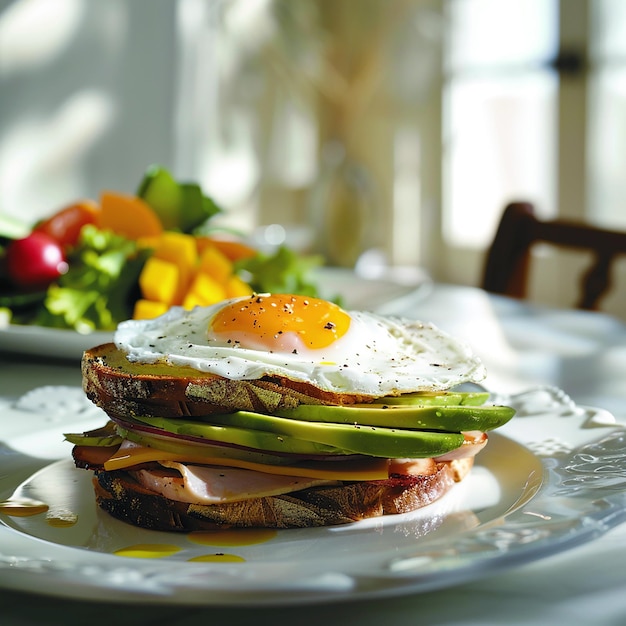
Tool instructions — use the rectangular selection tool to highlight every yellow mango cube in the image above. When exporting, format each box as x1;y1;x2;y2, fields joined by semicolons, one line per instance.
225;274;253;298
139;256;179;305
183;272;227;308
181;293;205;310
154;231;197;267
198;244;233;285
133;299;168;320
136;235;160;250
153;231;198;302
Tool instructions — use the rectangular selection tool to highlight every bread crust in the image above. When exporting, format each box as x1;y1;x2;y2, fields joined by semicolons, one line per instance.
81;344;476;530
93;457;473;530
82;343;375;418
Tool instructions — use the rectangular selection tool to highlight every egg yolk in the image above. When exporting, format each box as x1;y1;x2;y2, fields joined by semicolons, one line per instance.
209;294;351;352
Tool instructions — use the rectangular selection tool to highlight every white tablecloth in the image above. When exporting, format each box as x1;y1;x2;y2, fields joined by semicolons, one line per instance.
2;284;626;625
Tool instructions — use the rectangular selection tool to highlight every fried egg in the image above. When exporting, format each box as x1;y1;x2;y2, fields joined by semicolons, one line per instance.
114;294;486;397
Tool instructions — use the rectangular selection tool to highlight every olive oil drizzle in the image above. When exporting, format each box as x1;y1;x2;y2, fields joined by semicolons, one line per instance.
0;497;49;517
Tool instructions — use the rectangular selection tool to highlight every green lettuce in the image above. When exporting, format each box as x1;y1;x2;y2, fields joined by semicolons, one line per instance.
235;245;325;297
34;225;151;332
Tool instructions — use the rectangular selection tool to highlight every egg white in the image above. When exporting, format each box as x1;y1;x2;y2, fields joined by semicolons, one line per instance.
114;300;486;397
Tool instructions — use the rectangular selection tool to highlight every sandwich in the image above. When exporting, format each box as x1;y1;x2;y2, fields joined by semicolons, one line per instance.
68;293;515;530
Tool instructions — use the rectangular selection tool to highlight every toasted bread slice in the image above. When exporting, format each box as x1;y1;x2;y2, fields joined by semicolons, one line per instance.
82;343;375;419
92;457;473;530
81;343;477;530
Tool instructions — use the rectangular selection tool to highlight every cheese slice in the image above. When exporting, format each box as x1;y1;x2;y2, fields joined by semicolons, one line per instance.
103;440;389;481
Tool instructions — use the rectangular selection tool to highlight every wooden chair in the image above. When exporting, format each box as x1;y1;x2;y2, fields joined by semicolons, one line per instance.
481;201;626;310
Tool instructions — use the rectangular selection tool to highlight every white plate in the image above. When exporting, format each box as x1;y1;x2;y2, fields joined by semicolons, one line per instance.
0;269;431;360
0;385;624;606
0;324;112;360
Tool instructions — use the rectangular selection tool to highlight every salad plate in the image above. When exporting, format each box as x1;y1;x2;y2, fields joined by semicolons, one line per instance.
0;324;112;360
0;385;624;606
0;268;431;360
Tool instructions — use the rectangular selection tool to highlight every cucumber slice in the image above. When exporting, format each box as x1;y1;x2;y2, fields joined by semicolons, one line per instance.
179;182;220;232
136;165;222;232
136;164;182;230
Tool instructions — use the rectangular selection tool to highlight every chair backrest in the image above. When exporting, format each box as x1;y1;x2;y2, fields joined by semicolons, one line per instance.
481;201;626;310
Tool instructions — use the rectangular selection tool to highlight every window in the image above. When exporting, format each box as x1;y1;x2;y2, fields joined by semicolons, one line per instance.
438;0;626;316
588;0;626;230
443;0;559;248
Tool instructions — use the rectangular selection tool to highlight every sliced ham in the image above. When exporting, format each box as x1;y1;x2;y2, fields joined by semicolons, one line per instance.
132;462;338;505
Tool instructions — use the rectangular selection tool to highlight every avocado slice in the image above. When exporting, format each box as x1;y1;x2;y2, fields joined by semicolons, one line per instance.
371;391;490;407
199;411;465;458
120;427;301;466
64;422;122;447
130;414;352;456
272;403;515;432
130;410;464;459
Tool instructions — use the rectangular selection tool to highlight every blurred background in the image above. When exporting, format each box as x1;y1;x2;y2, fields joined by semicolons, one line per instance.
1;0;625;317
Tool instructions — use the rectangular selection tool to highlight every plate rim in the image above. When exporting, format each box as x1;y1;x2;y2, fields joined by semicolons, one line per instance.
0;385;623;606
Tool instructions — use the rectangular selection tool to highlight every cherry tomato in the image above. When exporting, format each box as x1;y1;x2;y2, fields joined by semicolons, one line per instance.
34;200;99;249
6;232;69;289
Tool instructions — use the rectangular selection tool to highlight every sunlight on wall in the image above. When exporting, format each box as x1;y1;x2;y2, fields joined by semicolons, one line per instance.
0;0;115;225
0;0;176;226
0;91;114;225
0;0;84;75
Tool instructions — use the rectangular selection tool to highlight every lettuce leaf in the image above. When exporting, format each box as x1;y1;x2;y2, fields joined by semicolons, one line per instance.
34;225;150;332
235;245;324;297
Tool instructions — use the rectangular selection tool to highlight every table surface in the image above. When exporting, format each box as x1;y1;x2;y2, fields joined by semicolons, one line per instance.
2;283;626;626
